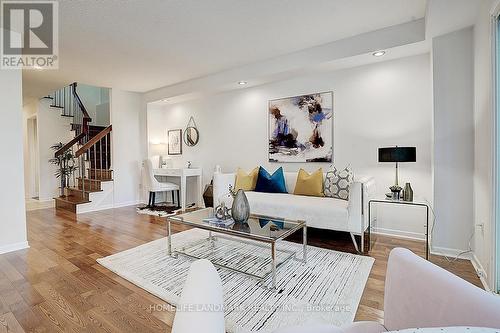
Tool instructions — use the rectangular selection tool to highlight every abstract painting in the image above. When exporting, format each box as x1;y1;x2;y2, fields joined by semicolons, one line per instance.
168;129;182;155
269;92;333;162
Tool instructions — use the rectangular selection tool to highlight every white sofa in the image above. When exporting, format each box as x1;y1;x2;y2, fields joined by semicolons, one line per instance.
172;248;500;333
213;171;376;252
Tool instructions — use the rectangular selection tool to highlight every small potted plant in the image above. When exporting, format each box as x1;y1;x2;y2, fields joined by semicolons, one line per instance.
49;143;78;196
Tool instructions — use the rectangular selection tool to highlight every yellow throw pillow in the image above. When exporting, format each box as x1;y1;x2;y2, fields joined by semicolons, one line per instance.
234;167;259;191
294;168;324;197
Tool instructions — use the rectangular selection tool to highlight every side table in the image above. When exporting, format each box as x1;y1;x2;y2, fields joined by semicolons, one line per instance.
368;198;430;260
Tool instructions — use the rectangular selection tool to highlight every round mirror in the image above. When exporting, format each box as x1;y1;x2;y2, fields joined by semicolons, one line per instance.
184;126;199;146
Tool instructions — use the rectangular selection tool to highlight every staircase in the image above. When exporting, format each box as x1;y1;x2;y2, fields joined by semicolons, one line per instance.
50;83;114;214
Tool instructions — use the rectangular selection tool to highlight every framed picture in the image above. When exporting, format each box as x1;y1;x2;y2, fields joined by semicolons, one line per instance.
168;129;182;155
268;91;333;162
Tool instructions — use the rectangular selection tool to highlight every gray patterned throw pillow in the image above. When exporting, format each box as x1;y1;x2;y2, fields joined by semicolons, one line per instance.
324;166;354;200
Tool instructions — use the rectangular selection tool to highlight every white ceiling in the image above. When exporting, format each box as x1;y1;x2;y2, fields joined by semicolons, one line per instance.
145;19;427;104
23;0;427;102
425;0;488;38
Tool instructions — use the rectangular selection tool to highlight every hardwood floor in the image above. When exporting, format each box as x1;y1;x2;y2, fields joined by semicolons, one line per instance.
0;206;481;332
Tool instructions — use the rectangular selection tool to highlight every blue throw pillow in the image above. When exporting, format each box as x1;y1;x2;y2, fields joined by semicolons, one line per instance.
255;167;287;193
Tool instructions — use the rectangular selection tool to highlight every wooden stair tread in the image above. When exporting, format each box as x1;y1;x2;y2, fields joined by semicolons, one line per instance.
67;187;102;194
87;168;113;171
54;195;90;205
77;177;113;183
77;177;112;182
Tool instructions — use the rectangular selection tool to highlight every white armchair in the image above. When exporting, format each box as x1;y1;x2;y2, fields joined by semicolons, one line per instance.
275;248;500;332
171;249;500;333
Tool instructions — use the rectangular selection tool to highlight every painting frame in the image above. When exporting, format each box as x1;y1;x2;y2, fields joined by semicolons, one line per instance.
268;91;333;163
167;129;183;155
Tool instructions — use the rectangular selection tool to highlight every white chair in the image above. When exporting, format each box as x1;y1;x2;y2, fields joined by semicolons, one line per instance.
172;249;500;333
143;159;180;208
172;259;224;333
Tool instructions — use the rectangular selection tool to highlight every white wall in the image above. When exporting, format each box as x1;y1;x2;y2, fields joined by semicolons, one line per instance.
23;101;38;198
110;89;143;207
36;100;74;201
96;102;110;125
473;0;496;289
78;84;110;126
432;27;475;255
0;68;28;254
77;84;101;121
148;54;433;239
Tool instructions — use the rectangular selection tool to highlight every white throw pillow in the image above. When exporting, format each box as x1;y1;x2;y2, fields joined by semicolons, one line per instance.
388;328;499;333
324;166;353;200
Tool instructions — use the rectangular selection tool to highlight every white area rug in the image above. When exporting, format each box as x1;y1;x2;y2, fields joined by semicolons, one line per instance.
97;228;374;332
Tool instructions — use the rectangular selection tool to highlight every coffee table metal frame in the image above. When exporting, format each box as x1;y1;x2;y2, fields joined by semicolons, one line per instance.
166;209;307;290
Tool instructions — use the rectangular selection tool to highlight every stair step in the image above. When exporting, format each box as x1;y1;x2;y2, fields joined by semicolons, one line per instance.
55;195;90;204
60;114;73;118
65;187;102;200
87;169;113;181
54;195;90;214
77;177;102;182
77;178;102;191
50;105;64;109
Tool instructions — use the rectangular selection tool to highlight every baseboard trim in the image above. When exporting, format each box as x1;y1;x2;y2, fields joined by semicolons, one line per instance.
37;197;55;202
371;227;425;241
430;246;474;260
471;253;491;292
76;201;141;213
77;204;115;214
113;200;141;209
0;241;30;255
38;198;54;203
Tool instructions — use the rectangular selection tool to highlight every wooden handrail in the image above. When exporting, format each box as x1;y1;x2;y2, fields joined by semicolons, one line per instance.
76;125;112;157
71;82;92;122
54;133;86;157
54;82;92;158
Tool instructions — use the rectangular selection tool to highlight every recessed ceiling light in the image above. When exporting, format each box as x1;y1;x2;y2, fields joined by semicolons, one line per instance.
33;65;44;70
372;50;386;57
238;81;247;85
161;98;169;102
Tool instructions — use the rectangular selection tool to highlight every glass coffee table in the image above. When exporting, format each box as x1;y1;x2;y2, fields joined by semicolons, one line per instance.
166;208;307;290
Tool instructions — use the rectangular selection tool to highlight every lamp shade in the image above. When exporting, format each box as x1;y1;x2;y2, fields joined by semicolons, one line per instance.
378;147;416;163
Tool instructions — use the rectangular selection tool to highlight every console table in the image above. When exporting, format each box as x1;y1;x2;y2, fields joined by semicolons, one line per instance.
368;198;430;260
153;168;203;211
